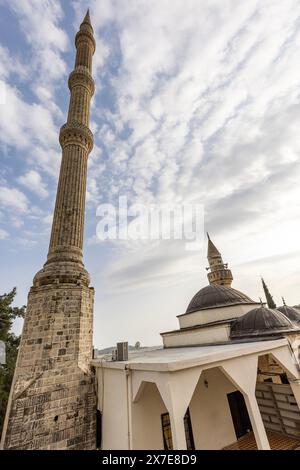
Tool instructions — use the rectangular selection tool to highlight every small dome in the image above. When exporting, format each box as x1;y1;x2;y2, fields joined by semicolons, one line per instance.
230;306;296;339
277;305;300;323
186;284;256;313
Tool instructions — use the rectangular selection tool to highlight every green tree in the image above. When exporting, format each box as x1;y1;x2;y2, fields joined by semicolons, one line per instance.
0;288;25;439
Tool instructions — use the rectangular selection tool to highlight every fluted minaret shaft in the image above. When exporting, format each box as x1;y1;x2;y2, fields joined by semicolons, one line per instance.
47;11;95;267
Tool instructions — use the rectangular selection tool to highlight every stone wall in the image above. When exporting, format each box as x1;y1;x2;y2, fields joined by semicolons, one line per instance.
2;283;96;450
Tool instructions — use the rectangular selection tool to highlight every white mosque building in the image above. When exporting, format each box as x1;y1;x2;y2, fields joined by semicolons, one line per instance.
92;235;300;450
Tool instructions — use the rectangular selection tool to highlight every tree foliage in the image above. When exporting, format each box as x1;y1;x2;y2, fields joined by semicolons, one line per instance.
0;288;25;439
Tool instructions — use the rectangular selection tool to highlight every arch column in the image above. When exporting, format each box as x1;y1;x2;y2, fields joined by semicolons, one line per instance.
243;394;270;450
222;355;270;450
169;410;187;450
131;368;201;450
160;369;201;450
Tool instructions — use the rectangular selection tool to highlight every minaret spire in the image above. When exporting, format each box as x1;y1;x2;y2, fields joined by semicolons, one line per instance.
1;12;97;450
83;8;91;25
261;277;276;309
206;234;233;287
207;232;221;258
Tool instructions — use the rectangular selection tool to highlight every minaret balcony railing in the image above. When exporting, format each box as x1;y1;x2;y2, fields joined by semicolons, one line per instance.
75;29;96;53
68;67;95;95
208;269;233;282
59;121;93;153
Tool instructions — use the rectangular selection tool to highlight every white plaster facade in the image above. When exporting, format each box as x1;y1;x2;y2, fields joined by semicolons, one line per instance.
161;299;261;348
177;303;260;328
162;322;230;348
92;339;300;450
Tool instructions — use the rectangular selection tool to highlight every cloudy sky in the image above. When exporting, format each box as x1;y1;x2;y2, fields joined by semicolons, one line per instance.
1;0;300;348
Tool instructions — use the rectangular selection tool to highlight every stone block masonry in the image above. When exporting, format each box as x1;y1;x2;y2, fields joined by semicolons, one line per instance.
2;284;96;450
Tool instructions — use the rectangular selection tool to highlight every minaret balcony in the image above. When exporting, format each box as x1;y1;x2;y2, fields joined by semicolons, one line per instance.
68;67;95;95
208;269;233;284
59;121;93;153
75;29;96;53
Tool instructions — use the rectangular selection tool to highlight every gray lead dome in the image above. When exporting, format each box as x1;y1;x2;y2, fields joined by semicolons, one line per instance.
186;284;256;313
277;305;300;323
230;306;296;338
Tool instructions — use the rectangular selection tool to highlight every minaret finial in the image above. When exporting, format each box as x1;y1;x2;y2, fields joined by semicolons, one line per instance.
80;8;93;34
259;297;264;307
261;277;276;309
83;8;91;24
282;296;286;306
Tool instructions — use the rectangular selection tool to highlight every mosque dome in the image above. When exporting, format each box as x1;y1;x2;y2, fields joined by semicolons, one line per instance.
277;305;300;323
186;284;256;313
230;306;296;339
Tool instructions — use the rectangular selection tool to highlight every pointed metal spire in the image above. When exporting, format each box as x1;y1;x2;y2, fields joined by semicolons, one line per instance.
80;8;93;33
83;8;91;24
282;296;286;306
261;277;276;309
207;234;221;259
76;8;95;51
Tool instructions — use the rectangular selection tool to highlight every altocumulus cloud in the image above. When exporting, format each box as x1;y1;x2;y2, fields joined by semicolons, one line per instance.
79;1;300;273
18;170;49;199
80;0;300;345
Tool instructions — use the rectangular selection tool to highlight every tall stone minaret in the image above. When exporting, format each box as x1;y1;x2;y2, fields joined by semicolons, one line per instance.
1;11;96;450
206;233;233;287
